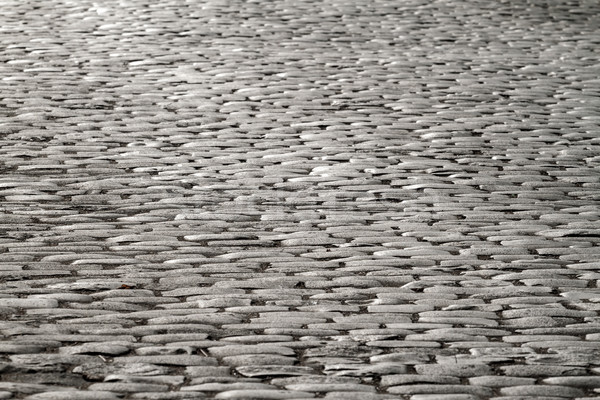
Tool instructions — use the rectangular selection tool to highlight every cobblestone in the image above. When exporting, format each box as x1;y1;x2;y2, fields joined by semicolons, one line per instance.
1;0;599;398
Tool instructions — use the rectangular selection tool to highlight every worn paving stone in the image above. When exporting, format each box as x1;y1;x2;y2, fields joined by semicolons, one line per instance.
283;383;376;393
221;354;297;367
410;396;480;400
499;385;585;397
0;383;74;395
324;393;397;400
381;375;461;386
387;384;494;397
214;390;315;399
0;299;59;309
323;362;408;377
414;364;493;377
489;397;567;400
130;394;208;399
112;356;218;367
180;382;276;392
1;0;599;398
86;383;170;393
24;391;122;400
499;365;589;377
235;365;318;378
543;376;600;388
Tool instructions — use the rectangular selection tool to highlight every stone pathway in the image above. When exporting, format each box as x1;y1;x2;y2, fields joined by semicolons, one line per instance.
1;0;600;399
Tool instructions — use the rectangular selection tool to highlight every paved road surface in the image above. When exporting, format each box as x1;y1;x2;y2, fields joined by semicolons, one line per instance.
1;0;600;399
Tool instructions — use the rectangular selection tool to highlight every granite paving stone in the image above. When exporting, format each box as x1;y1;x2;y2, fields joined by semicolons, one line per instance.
381;375;462;386
387;384;495;397
1;0;599;398
235;366;318;378
323;393;396;400
489;398;566;400
409;396;480;400
23;392;122;400
130;394;207;400
213;390;315;399
543;376;600;388
499;365;589;377
499;385;586;397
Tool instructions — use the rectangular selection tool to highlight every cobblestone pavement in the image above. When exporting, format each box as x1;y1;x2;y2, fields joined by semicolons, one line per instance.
1;0;600;398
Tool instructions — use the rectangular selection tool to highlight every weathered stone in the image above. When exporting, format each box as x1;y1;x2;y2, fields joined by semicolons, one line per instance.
500;385;584;397
236;366;317;377
24;391;121;400
1;0;599;398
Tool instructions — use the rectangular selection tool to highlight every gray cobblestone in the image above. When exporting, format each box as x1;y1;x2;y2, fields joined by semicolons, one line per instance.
381;375;461;386
324;393;395;400
489;397;566;400
213;390;315;399
499;385;585;397
112;356;218;366
414;364;493;377
130;394;207;399
410;396;480;400
236;366;317;378
387;384;494;397
1;0;599;398
283;383;375;393
467;376;536;387
0;298;58;309
543;376;600;388
500;365;588;377
24;392;122;400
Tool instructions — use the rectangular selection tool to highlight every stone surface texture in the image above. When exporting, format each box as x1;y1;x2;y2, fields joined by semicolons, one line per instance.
1;0;599;399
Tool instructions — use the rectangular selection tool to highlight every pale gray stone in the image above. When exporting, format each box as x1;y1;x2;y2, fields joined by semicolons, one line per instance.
236;365;317;377
87;383;169;393
24;391;121;400
500;385;584;397
1;0;600;398
112;356;218;366
542;376;600;388
214;390;314;399
414;364;492;377
0;299;58;308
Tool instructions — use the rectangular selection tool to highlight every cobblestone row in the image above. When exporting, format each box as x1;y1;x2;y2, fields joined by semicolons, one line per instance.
1;0;600;399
